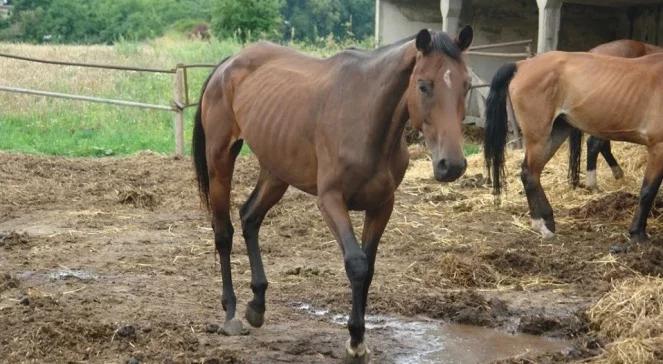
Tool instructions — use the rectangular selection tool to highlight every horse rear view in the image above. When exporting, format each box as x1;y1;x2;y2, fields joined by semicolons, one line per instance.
192;27;473;362
484;51;663;243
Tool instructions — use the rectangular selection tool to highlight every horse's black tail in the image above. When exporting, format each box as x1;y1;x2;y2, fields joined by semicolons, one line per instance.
192;58;227;211
484;62;518;196
568;127;583;188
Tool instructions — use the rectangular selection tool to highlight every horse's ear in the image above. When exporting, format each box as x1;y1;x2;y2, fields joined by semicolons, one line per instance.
416;29;432;54
455;25;473;51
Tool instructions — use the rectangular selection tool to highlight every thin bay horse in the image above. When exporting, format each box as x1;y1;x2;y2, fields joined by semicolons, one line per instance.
192;27;473;362
484;51;663;243
580;40;663;189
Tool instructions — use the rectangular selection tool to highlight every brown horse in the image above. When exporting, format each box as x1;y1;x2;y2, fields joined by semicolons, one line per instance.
192;27;473;362
484;51;663;243
582;40;663;189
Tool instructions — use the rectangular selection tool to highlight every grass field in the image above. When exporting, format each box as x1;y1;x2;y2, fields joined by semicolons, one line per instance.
0;35;479;157
0;35;242;156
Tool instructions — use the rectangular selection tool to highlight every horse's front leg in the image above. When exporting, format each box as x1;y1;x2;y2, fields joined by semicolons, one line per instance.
361;196;394;313
628;144;663;243
317;192;371;363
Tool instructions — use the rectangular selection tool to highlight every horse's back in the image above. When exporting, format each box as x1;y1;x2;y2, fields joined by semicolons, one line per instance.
589;39;663;58
512;51;663;144
590;39;648;58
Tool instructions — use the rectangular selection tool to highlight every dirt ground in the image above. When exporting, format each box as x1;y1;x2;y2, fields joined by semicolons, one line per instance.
1;143;662;363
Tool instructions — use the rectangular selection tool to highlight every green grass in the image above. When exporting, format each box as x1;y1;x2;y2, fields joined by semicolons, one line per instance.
0;36;239;157
0;35;373;157
464;143;480;156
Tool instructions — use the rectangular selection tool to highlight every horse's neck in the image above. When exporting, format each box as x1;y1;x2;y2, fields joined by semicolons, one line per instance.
363;42;417;156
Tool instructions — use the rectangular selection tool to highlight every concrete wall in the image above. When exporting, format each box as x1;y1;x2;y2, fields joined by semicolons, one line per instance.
558;4;630;51
629;4;663;44
375;0;441;44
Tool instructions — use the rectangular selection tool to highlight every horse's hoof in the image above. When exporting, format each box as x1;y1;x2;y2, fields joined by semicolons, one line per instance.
221;318;248;336
609;244;629;254
629;233;649;245
531;219;555;240
245;302;265;328
344;340;371;364
612;166;624;180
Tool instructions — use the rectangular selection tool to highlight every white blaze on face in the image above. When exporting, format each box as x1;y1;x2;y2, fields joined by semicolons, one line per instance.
443;69;452;88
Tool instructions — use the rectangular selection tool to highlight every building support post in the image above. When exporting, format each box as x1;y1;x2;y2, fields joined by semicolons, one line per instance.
440;0;463;35
536;0;562;53
374;0;382;45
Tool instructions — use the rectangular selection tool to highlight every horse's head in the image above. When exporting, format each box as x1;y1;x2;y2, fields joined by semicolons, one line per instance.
407;26;473;182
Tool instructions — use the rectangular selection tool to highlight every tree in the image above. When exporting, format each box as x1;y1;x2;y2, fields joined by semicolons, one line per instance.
212;0;283;42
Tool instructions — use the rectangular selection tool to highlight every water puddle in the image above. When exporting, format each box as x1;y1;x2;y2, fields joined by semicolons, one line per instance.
294;303;572;364
16;269;98;282
48;269;97;281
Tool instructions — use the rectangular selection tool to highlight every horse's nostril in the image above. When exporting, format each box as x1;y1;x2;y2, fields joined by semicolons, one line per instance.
434;158;466;182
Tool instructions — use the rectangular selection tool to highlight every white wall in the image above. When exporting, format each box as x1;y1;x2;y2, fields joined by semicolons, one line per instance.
376;1;441;44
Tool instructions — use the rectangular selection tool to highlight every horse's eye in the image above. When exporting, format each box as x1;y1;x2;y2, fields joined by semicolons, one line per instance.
418;81;433;96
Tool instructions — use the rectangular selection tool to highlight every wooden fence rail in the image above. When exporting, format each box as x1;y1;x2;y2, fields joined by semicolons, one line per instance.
0;51;217;156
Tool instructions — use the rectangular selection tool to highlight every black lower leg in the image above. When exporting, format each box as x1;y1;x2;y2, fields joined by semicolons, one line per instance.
241;212;268;326
214;219;236;321
521;165;555;232
586;137;602;172
600;140;619;168
345;245;369;348
629;177;662;242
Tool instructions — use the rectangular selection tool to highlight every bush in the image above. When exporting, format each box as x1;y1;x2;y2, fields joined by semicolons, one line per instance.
211;0;283;42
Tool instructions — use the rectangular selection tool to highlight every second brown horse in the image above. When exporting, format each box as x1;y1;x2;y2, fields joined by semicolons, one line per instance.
485;50;663;243
193;27;473;362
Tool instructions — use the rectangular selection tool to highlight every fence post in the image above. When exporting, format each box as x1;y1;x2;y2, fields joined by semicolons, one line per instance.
173;64;185;157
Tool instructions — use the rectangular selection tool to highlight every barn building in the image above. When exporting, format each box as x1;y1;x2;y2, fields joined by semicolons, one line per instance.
376;0;663;51
374;0;663;126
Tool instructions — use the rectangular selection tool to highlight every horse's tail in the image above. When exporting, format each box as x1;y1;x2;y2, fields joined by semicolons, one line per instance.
484;62;518;196
568;127;583;188
193;57;228;211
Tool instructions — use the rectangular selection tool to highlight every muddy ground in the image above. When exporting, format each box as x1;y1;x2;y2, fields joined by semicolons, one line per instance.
1;146;662;363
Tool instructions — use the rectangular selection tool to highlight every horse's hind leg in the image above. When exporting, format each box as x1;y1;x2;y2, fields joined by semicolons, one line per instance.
600;140;624;180
521;118;573;239
208;136;245;335
586;136;603;189
239;169;288;328
628;143;663;243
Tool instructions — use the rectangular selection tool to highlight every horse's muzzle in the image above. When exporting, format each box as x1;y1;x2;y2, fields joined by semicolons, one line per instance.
433;158;467;182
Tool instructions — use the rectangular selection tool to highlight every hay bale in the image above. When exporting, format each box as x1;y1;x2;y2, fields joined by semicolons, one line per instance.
591;337;663;364
587;277;663;363
588;276;663;340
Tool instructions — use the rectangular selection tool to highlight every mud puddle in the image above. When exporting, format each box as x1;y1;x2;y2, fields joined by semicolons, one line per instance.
15;268;98;283
295;303;572;364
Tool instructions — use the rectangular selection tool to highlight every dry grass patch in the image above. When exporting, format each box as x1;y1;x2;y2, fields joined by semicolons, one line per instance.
422;253;503;288
587;276;663;363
